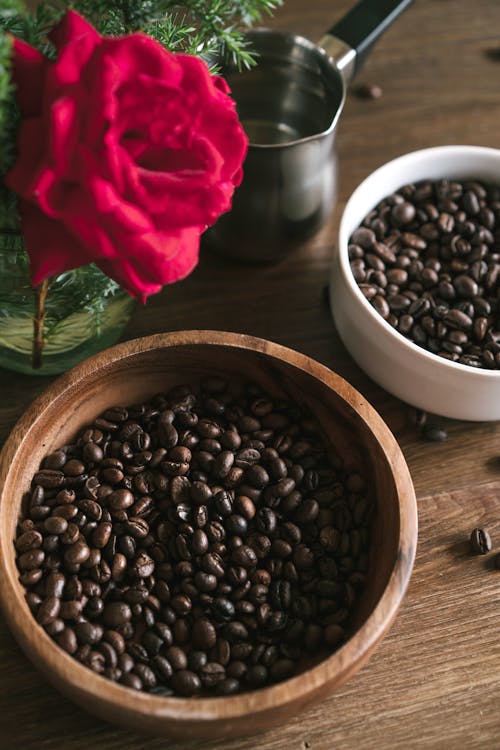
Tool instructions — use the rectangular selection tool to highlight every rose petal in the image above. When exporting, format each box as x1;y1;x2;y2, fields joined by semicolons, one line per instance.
48;9;101;85
49;96;78;175
10;38;46;116
103;34;183;88
97;226;200;300
18;200;94;284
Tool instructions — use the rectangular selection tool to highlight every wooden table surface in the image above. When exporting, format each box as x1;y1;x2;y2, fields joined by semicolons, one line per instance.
2;0;500;747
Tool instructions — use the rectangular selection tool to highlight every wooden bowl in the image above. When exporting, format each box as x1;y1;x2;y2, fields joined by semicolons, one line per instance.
0;331;417;738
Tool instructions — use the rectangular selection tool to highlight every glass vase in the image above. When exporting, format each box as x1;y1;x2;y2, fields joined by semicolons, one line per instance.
0;232;135;375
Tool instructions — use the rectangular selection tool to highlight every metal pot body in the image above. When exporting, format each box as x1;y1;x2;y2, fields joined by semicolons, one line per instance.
205;30;345;263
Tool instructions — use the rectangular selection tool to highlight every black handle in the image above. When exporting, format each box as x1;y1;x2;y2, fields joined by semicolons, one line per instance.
327;0;413;76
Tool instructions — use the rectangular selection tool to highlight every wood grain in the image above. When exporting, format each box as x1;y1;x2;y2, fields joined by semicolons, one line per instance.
1;0;500;746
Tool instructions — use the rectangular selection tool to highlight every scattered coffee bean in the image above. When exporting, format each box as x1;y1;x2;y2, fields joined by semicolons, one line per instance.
351;83;383;100
470;527;492;555
15;378;374;697
349;178;500;369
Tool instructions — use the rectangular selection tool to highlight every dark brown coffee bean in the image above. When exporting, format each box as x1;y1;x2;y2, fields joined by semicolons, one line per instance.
245;464;270;489
15;530;43;553
152;655;173;680
18;548;45;570
120;673;143;691
170;670;201;696
132;551;155;578
33;470;65;489
92;521;112;549
199;662;226;688
165;645;188;671
75;621;103;645
191;618;217;650
36;596;61;626
324;623;345;646
232;545;258;568
44;516;68;535
103;601;132;627
270;539;291;559
470;527;492;555
201;552;225;578
43;450;67;470
235;495;256;519
351;227;376;248
108;489;134;510
64;541;90;566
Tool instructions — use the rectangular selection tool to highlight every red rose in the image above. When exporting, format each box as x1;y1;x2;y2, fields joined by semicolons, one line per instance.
6;10;248;300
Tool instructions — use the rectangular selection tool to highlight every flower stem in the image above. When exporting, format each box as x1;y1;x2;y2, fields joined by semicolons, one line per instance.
32;278;49;370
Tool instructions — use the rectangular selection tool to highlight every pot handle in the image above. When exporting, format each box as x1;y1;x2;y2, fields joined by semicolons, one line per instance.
319;0;413;82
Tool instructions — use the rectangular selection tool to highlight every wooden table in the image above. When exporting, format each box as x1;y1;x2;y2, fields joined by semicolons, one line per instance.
2;0;500;747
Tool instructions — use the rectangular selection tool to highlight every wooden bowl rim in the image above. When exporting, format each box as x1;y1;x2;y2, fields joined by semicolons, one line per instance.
0;330;417;722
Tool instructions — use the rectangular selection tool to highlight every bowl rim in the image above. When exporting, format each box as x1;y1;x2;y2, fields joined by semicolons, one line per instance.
0;330;417;725
338;144;500;380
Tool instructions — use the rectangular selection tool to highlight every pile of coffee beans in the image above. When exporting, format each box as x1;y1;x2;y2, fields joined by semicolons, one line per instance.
15;378;373;697
349;178;500;369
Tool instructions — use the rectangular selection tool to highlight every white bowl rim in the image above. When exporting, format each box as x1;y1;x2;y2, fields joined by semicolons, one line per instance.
338;144;500;381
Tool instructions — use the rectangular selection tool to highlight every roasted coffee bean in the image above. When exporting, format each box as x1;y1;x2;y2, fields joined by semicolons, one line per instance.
103;601;132;627
232;545;258;568
349;178;500;369
324;623;345;646
470;527;492;555
15;530;43;553
192;618;217;650
16;381;374;698
171;670;201;696
256;508;277;534
45;571;66;599
199;662;226;688
36;596;61;625
75;621;103;645
165;645;188;671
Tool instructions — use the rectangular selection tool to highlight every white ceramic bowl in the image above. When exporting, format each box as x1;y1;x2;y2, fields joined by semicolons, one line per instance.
330;145;500;421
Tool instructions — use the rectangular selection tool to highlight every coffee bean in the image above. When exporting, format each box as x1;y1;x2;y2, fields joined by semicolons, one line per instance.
16;382;374;698
352;82;383;100
192;618;217;650
108;489;134;510
120;673;143;691
171;670;201;696
152;655;173;680
44;516;68;535
75;621;103;645
36;596;61;625
470;527;492;555
132;551;155;578
43;450;67;470
350;178;500;369
324;623;345;646
18;548;45;570
232;545;258;568
103;601;132;627
64;541;90;566
15;530;43;553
